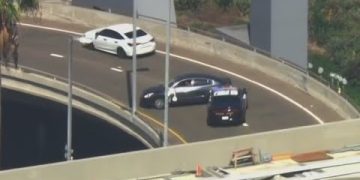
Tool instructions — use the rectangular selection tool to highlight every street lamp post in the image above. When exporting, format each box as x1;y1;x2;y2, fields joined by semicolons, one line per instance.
65;37;74;161
131;0;137;121
163;0;171;147
330;72;335;87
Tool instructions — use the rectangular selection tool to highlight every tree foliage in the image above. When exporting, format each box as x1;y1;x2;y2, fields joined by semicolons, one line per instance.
233;0;251;16
174;0;204;11
0;0;39;67
0;0;39;29
0;0;19;27
309;0;360;86
214;0;233;11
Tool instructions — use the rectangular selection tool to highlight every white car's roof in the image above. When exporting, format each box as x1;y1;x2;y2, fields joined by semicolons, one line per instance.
106;24;141;34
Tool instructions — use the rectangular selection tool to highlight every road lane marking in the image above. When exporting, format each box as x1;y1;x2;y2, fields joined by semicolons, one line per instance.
19;23;83;36
137;111;188;144
156;50;324;125
110;67;123;72
21;23;190;144
50;53;64;58
21;23;324;139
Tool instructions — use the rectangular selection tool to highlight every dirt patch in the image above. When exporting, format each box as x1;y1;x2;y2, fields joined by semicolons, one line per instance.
309;41;326;55
176;3;249;30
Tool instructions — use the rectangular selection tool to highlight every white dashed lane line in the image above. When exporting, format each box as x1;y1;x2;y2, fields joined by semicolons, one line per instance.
110;66;123;72
50;53;64;58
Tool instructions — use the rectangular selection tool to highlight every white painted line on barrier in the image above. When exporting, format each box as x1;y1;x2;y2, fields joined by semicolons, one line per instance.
156;50;324;125
110;67;123;73
50;53;64;58
20;23;324;125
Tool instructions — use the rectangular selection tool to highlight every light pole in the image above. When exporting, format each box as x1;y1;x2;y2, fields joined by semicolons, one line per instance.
317;66;324;76
163;0;171;147
65;37;74;161
329;72;335;87
342;77;347;93
131;0;138;121
335;74;343;94
308;62;313;70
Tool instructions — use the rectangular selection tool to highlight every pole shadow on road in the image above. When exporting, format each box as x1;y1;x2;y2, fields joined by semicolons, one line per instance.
126;67;150;108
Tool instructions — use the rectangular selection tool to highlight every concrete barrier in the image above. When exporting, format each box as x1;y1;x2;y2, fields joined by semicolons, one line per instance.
35;2;359;119
1;66;161;148
0;118;359;179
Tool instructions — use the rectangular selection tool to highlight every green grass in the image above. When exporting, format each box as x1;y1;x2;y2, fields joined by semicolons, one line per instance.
344;85;360;110
309;52;360;111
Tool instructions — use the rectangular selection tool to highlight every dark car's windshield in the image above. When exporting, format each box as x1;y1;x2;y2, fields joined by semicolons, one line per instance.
211;96;241;107
125;29;147;39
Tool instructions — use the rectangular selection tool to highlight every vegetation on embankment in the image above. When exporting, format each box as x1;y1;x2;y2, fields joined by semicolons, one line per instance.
174;0;360;109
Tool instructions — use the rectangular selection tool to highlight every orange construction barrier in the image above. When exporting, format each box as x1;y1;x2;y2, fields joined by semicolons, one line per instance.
195;164;203;177
272;152;293;161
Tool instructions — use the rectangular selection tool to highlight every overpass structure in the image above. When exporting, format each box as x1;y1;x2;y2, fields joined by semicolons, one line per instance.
1;66;161;148
0;1;359;179
0;118;359;179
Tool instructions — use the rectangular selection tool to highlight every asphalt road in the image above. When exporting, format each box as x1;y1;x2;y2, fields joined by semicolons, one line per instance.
16;21;342;144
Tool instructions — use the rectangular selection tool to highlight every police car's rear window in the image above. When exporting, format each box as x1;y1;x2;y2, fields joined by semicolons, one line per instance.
212;96;241;107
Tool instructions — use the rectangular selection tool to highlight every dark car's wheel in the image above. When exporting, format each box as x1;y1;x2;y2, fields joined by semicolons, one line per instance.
154;98;165;109
117;47;126;58
207;119;216;126
207;114;215;126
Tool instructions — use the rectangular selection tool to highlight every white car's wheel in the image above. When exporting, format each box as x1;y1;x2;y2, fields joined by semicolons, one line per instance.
117;47;126;58
86;43;94;50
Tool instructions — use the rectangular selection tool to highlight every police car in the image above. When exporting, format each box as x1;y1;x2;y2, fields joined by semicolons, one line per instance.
207;86;248;126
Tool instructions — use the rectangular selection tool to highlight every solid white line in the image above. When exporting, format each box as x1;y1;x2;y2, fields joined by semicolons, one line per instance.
50;53;64;58
110;67;123;72
156;50;324;124
19;23;83;36
20;23;324;124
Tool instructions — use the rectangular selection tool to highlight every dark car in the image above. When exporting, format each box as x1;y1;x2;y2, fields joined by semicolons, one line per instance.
140;73;232;109
207;86;248;126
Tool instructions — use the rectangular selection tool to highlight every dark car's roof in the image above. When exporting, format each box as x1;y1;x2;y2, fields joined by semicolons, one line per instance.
173;73;231;84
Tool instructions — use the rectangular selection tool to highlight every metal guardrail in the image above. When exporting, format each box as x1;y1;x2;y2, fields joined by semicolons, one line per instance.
177;24;308;74
177;25;360;113
309;71;360;112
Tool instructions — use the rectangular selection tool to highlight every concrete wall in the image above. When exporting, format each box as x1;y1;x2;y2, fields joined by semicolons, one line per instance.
250;0;271;51
1;118;360;179
1;67;161;148
137;0;176;23
36;3;359;119
71;0;176;23
271;0;308;69
250;0;308;70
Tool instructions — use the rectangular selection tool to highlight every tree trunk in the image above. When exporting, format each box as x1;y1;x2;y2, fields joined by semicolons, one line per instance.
0;27;10;169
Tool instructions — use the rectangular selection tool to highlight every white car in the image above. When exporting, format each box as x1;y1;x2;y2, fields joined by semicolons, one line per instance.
79;24;156;57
